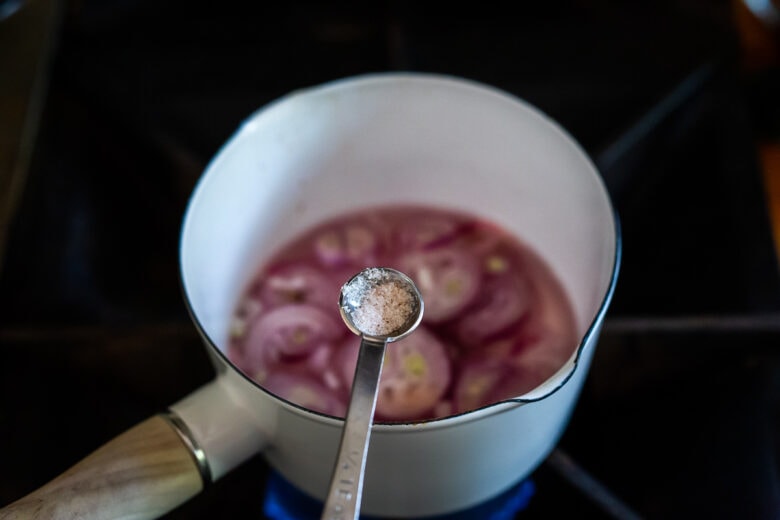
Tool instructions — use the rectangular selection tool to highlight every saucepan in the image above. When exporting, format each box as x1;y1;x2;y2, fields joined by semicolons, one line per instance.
0;73;620;519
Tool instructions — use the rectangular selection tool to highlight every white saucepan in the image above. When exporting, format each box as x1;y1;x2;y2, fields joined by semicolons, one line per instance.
0;73;620;520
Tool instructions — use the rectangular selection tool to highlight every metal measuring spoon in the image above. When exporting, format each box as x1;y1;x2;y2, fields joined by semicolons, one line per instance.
321;267;424;520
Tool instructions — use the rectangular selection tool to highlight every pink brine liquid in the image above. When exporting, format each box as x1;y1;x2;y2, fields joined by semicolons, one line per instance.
228;205;578;422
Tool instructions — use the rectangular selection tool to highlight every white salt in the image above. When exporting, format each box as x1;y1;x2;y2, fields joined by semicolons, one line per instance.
342;268;416;337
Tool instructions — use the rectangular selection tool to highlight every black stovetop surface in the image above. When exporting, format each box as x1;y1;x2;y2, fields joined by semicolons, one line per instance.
2;1;779;518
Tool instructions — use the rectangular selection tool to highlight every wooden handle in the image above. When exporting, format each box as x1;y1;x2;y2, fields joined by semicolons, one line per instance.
0;415;204;520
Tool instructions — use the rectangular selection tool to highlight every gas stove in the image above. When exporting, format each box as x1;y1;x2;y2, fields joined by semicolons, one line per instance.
1;1;778;518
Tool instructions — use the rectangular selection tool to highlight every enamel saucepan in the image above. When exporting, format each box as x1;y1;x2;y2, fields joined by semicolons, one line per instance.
0;73;620;519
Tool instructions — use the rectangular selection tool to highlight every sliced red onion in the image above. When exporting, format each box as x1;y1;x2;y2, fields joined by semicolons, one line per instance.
260;371;347;417
453;357;544;413
338;326;452;421
230;205;579;423
396;247;481;323
453;328;574;413
258;262;339;310
240;304;343;374
456;272;533;347
314;223;379;267
394;213;463;250
452;358;508;413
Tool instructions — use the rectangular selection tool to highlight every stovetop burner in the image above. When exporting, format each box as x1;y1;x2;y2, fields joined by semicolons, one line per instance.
262;471;536;520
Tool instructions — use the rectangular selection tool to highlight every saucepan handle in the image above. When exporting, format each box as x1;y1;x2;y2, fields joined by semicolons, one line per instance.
0;414;203;520
0;378;265;520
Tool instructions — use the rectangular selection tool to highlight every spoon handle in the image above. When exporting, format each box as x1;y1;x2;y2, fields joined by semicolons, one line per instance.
322;336;387;520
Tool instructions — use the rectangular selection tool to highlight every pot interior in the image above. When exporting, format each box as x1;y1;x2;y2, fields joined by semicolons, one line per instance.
180;73;619;401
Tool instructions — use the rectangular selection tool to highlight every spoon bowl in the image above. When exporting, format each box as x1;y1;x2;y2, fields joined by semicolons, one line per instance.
338;267;424;341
